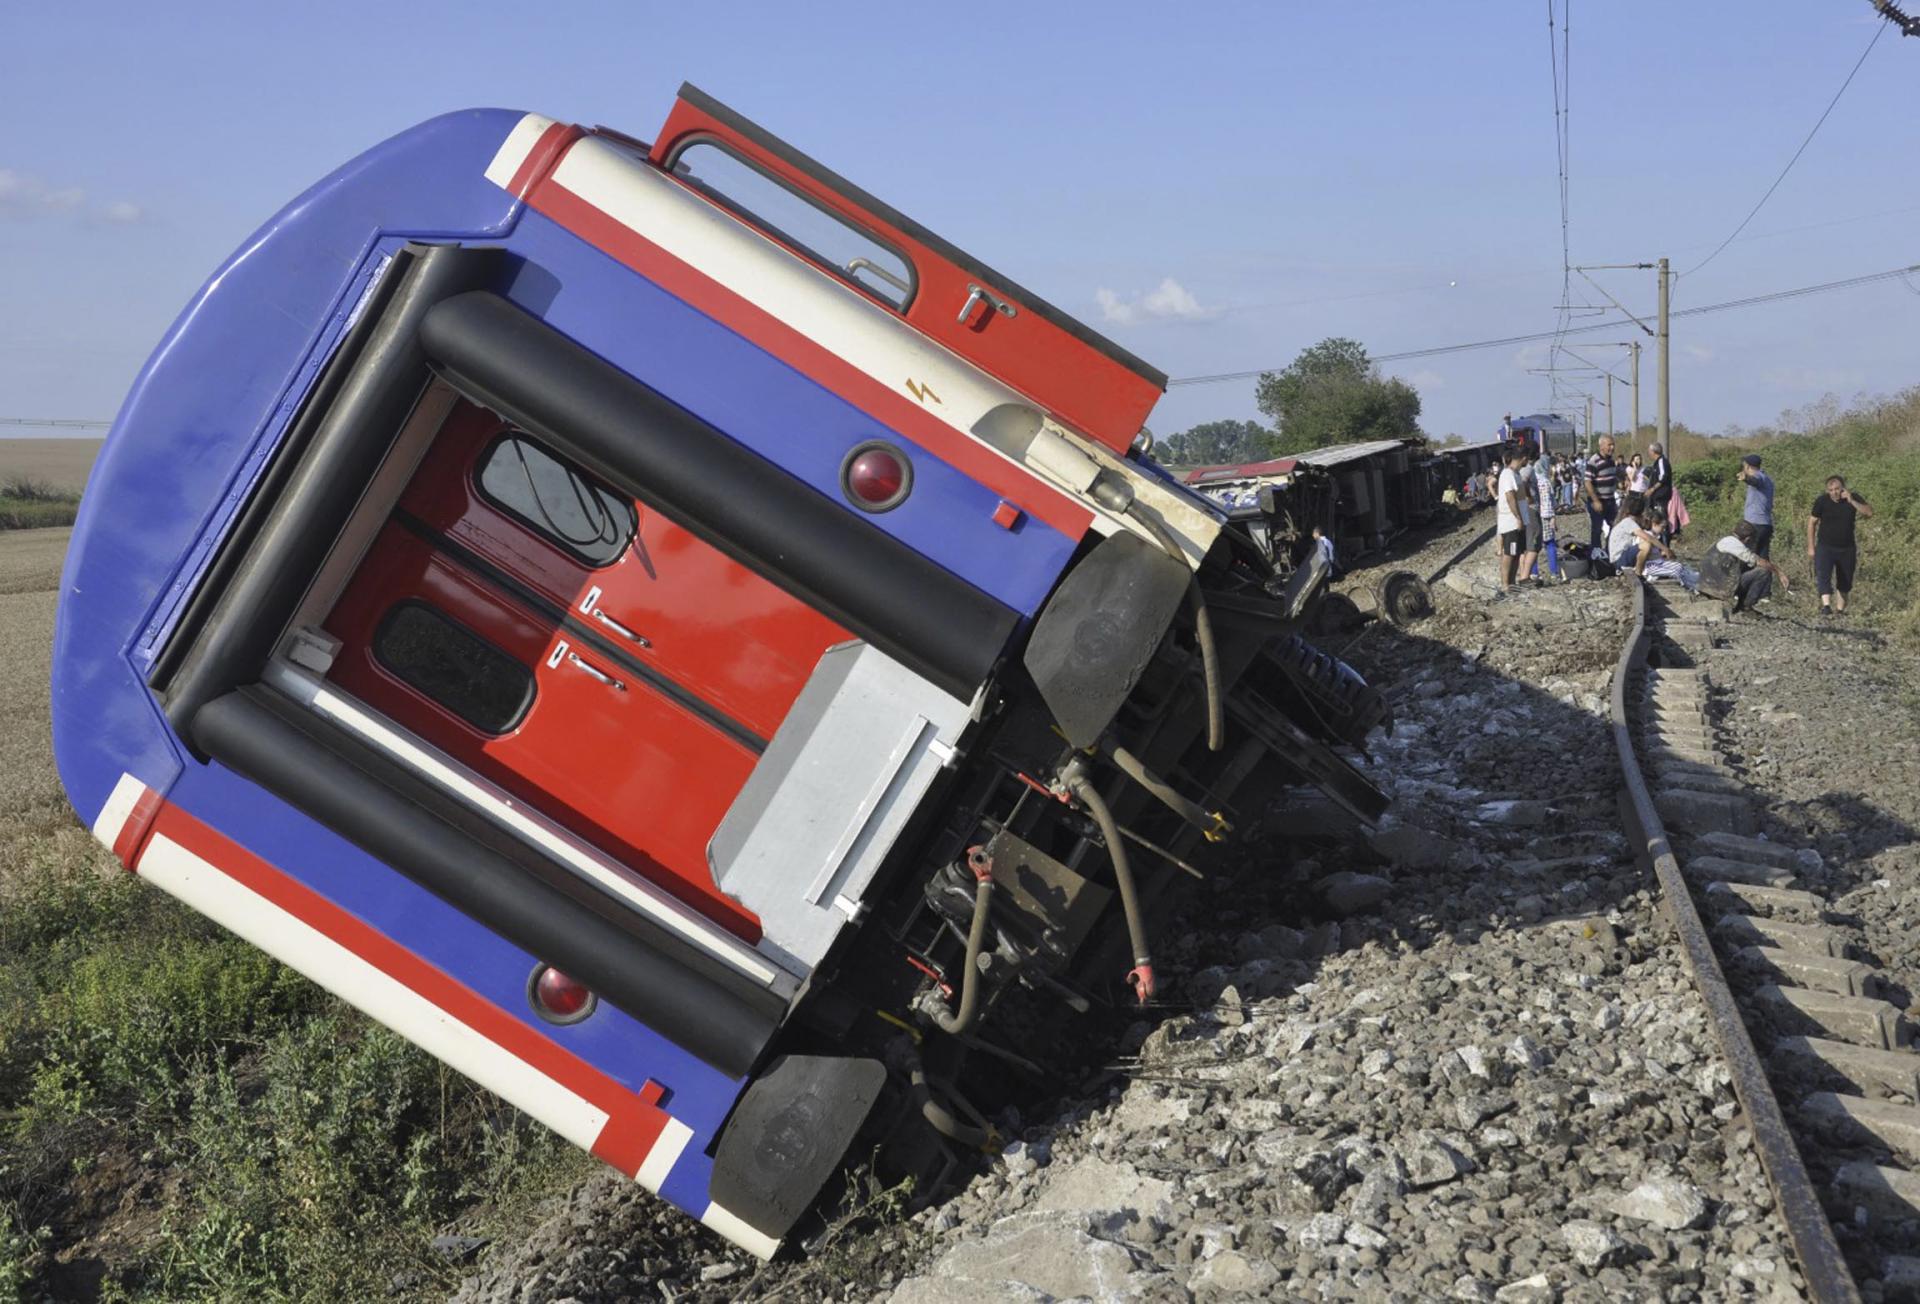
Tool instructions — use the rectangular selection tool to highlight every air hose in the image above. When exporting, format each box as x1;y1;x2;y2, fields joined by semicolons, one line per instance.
1108;744;1230;843
1066;770;1155;1003
905;1052;996;1150
924;847;995;1037
1125;503;1224;753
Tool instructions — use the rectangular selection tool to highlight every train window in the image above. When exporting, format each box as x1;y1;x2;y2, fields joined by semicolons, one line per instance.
372;602;534;735
669;138;915;310
476;434;637;568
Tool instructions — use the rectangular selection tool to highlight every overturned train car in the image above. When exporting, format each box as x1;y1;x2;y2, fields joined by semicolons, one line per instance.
1183;437;1509;575
51;87;1390;1257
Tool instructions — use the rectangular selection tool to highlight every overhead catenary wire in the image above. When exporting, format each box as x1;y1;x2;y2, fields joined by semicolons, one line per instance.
1545;0;1576;409
1165;261;1920;386
1681;19;1890;280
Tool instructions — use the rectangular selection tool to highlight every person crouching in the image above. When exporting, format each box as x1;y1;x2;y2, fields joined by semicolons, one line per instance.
1698;520;1790;616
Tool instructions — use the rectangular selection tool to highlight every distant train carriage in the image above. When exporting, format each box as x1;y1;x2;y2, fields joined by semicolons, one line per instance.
53;86;1391;1256
1503;413;1579;460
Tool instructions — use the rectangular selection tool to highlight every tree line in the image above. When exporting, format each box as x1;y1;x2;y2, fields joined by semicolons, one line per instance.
1153;337;1423;467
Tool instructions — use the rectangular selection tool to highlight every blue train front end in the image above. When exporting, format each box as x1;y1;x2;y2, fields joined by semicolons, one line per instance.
53;93;1388;1255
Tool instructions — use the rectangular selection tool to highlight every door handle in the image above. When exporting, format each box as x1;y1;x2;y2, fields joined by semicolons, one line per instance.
578;585;651;648
567;652;625;692
956;283;1017;326
546;639;626;692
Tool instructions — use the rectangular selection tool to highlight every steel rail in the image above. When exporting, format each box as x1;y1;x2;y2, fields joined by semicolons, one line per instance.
1609;578;1860;1303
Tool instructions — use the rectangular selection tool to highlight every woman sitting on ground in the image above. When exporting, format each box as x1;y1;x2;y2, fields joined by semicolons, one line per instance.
1608;494;1700;590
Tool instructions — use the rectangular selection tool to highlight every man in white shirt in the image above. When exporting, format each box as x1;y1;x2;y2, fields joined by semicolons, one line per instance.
1699;521;1789;615
1495;448;1527;593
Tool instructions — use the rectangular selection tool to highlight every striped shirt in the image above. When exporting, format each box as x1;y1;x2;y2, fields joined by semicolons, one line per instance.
1587;453;1621;502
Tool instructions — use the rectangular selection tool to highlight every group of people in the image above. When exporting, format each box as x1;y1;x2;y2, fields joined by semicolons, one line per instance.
1491;443;1563;593
1492;440;1873;619
1578;435;1675;552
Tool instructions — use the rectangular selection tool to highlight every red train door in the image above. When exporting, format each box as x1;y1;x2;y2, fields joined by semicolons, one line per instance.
318;400;850;938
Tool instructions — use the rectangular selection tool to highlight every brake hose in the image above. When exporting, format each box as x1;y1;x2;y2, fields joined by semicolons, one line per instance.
904;1051;995;1150
1067;771;1155;1003
1108;744;1229;843
1126;503;1224;753
925;848;995;1037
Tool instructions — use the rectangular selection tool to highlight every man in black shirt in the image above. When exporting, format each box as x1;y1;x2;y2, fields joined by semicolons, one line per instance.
1585;435;1621;551
1807;475;1874;616
1646;442;1674;542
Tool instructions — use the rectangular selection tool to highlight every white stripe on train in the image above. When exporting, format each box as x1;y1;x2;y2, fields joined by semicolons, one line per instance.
89;776;779;1257
484;116;1218;565
483;113;558;189
89;771;147;849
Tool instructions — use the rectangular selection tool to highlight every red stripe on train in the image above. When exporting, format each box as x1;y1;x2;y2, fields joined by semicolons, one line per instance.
130;796;678;1180
507;122;586;202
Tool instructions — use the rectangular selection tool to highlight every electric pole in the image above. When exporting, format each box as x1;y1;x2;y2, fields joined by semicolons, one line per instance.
1605;372;1614;442
1657;257;1671;450
1585;395;1594;451
1631;340;1641;445
1574;263;1666;446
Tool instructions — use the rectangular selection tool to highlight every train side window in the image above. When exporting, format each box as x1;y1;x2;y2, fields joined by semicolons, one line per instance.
476;434;637;567
670;138;915;310
372;601;534;735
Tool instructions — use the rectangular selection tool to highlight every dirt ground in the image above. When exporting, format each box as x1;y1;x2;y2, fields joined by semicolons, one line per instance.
0;439;104;495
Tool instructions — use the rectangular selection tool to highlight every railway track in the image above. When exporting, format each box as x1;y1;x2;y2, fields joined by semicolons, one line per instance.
1616;579;1920;1302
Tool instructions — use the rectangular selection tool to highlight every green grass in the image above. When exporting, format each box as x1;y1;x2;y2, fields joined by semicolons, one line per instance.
0;478;79;531
0;855;589;1300
1670;386;1920;640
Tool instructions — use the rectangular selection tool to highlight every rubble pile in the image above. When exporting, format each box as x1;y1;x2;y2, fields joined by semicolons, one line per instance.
882;539;1805;1301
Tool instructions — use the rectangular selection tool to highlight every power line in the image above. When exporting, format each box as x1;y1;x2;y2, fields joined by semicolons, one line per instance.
1545;1;1575;406
1165;261;1920;386
0;417;111;430
1681;19;1889;279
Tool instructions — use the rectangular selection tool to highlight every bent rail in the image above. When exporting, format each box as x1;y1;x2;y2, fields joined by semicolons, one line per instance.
1609;577;1860;1304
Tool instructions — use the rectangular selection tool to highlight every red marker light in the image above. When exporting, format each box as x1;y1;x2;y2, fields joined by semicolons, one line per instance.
842;442;911;511
529;965;595;1022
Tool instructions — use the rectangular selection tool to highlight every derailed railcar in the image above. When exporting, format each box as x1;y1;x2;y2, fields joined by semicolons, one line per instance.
52;87;1387;1256
1185;436;1469;571
1181;457;1336;576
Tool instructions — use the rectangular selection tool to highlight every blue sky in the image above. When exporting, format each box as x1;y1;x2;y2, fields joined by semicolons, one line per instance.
3;1;1916;444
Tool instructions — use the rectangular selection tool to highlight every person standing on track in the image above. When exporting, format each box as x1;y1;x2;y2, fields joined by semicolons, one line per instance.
1737;454;1776;558
1808;475;1873;617
1646;443;1674;543
1534;447;1561;582
1585;435;1621;551
1517;449;1542;585
1495;447;1527;595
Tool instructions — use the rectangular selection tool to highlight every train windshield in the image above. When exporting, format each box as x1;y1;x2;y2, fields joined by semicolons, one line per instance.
671;139;916;309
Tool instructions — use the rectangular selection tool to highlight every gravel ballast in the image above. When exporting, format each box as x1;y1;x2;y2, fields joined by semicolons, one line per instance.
457;516;1851;1302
